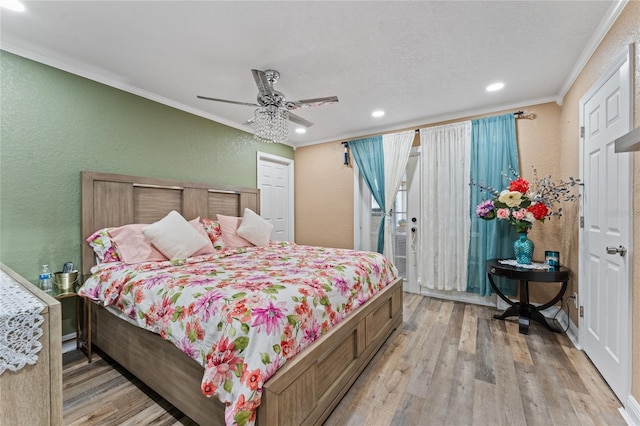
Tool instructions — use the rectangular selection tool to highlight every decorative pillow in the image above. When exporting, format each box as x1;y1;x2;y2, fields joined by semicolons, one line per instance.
201;218;226;250
142;211;212;260
86;228;121;263
236;208;274;247
217;214;253;249
189;218;217;256
109;224;168;264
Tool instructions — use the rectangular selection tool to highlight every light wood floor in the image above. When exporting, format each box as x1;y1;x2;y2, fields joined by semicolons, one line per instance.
62;293;625;425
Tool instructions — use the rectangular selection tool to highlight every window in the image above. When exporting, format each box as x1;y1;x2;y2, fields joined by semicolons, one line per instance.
357;172;408;278
392;177;408;278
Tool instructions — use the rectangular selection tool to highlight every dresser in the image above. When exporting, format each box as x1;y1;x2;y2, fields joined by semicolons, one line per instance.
0;263;62;425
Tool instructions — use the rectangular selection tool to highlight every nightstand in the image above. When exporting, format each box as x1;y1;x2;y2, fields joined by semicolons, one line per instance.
486;259;569;335
51;281;92;361
51;286;81;352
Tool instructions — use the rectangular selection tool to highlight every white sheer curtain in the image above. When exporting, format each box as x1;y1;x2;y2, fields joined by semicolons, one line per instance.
382;131;414;261
419;122;471;291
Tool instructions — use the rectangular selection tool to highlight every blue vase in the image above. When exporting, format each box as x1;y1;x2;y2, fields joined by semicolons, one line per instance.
514;232;534;264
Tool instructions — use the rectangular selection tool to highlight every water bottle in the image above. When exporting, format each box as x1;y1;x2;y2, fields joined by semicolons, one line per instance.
39;264;53;294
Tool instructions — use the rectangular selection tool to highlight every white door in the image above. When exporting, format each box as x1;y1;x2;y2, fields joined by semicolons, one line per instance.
257;152;294;241
579;46;633;403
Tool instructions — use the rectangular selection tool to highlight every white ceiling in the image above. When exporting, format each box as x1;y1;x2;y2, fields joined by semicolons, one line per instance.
0;1;622;148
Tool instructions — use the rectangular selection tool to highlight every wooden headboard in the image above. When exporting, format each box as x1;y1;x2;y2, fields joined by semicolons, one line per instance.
81;171;260;278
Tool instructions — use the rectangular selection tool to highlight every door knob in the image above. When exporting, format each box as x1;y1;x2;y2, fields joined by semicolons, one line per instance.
605;245;627;257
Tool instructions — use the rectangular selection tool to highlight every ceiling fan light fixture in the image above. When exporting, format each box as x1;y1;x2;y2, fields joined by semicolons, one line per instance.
198;69;338;143
253;105;288;144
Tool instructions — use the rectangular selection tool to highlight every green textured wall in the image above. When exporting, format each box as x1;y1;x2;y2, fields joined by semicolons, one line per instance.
0;51;293;334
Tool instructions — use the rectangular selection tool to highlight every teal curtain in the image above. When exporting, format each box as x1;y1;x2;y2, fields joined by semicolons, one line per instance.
467;114;519;296
349;136;386;253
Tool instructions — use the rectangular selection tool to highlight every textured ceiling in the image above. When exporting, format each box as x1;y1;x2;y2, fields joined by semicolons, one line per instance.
0;1;622;147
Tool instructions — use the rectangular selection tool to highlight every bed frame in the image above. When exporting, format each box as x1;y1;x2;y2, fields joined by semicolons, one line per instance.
81;171;403;426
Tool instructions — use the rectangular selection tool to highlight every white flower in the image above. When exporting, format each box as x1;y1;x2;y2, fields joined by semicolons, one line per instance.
498;190;523;208
524;211;535;223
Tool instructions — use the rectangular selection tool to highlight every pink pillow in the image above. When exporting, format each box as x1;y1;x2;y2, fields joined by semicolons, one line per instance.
217;214;253;249
109;224;167;263
109;218;215;264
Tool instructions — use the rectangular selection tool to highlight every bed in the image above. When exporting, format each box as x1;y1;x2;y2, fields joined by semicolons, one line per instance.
80;171;403;426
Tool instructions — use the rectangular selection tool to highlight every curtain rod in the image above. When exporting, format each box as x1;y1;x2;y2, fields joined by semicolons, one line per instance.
412;110;537;133
345;109;538;139
514;110;536;119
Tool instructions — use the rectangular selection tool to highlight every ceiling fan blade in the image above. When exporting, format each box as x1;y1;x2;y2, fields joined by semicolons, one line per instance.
252;69;274;95
288;112;314;128
197;95;259;107
287;96;339;110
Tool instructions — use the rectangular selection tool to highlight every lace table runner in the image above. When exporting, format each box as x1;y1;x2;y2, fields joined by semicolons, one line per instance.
498;259;553;270
0;270;45;374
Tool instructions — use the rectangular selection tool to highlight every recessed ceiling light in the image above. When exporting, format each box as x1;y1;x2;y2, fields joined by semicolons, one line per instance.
295;128;306;134
0;0;26;12
372;110;385;118
486;82;505;92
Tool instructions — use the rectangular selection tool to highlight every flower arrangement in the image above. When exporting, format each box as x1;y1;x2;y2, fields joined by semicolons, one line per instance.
473;167;580;233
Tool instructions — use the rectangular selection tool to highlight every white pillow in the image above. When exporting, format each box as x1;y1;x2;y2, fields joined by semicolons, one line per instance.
142;210;210;260
236;208;274;247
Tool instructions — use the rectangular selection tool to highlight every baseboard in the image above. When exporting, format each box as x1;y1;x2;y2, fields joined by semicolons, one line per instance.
419;286;496;307
496;298;581;348
61;332;77;354
621;395;640;426
540;304;581;349
420;291;582;348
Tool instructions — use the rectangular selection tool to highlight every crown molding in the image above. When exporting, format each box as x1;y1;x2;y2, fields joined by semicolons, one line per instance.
0;43;259;139
293;96;557;148
556;0;628;103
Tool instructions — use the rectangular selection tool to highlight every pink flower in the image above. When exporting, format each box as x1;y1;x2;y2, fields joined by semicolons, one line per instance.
512;209;527;220
204;336;243;388
251;300;287;335
302;318;321;344
194;290;224;322
177;337;197;358
262;354;283;381
496;208;511;219
333;277;350;297
150;296;177;327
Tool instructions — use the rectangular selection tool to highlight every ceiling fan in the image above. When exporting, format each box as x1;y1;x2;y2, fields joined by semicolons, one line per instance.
197;69;339;128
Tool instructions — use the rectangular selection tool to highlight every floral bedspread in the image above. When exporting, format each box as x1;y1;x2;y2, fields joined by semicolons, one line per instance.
79;241;397;426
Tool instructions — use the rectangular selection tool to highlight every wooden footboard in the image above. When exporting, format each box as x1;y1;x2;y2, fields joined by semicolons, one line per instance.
91;278;403;425
259;278;403;426
92;304;226;423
